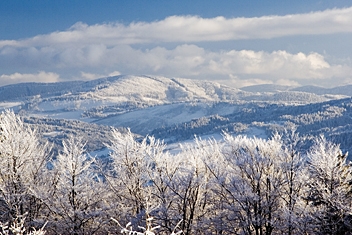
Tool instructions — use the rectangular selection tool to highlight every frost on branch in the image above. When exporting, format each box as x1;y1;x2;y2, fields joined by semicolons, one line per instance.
305;135;352;234
36;135;109;234
111;196;183;235
0;213;46;235
0;110;49;226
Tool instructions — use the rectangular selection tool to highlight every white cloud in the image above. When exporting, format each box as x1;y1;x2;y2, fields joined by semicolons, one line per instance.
209;50;332;79
108;71;121;76
1;7;352;49
0;7;351;87
79;70;121;81
80;72;104;80
1;43;351;88
218;77;273;88
0;71;60;86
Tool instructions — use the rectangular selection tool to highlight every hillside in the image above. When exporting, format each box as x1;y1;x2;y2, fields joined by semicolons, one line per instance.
0;75;351;155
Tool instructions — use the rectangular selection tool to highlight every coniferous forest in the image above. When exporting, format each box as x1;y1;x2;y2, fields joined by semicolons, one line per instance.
1;109;352;235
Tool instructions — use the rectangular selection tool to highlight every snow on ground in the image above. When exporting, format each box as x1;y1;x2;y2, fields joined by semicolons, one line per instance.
42;131;63;137
0;102;22;109
89;147;111;158
2;75;350;156
94;103;206;131
244;127;268;139
28;109;84;120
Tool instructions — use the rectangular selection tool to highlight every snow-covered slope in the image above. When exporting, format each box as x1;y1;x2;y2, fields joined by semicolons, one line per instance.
0;75;245;134
240;84;293;93
0;76;348;126
1;75;352;155
95;102;241;135
80;75;246;104
0;81;85;101
292;84;352;96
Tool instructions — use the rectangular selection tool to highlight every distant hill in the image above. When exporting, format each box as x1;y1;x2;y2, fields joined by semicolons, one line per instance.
240;83;352;97
291;84;352;96
1;75;352;156
240;84;293;93
0;81;85;101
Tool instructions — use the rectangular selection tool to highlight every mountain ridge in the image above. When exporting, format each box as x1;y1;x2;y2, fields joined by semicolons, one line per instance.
1;75;352;156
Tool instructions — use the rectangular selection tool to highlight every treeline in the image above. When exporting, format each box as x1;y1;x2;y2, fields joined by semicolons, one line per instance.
1;110;352;234
153;99;352;154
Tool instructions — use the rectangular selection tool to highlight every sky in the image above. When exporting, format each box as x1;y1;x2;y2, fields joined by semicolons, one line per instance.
1;0;352;88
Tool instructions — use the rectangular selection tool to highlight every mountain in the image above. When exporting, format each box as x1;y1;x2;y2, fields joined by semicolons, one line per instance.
151;97;352;150
0;81;85;101
0;75;341;134
1;75;352;156
239;84;292;93
290;85;328;95
290;84;352;97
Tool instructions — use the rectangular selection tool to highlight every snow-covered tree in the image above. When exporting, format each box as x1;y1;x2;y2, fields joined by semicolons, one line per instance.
214;133;286;235
305;135;352;234
39;135;108;234
104;128;158;225
0;110;49;226
168;137;220;235
139;137;182;234
276;129;310;235
106;128;220;234
0;213;46;235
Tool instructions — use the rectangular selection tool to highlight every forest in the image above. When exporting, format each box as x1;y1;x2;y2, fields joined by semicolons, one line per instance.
1;109;352;235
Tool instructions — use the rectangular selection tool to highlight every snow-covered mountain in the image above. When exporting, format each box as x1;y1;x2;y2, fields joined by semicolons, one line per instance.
1;75;352;155
240;84;292;93
292;84;352;96
241;83;352;97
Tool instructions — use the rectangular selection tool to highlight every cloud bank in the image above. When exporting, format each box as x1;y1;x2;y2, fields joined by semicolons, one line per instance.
0;71;60;86
1;7;352;87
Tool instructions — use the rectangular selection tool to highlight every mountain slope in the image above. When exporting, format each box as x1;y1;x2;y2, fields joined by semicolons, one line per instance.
291;85;352;96
85;75;246;104
0;81;85;101
240;84;293;93
1;75;352;156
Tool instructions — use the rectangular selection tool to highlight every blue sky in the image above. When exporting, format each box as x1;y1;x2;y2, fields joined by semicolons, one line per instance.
1;0;352;88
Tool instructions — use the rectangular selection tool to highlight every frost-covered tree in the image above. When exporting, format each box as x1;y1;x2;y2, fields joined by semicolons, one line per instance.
305;135;352;235
104;128;160;228
276;129;310;235
0;213;46;235
0;110;49;226
168;137;220;235
214;133;286;235
139;138;182;234
106;128;213;234
106;129;219;234
38;135;108;234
